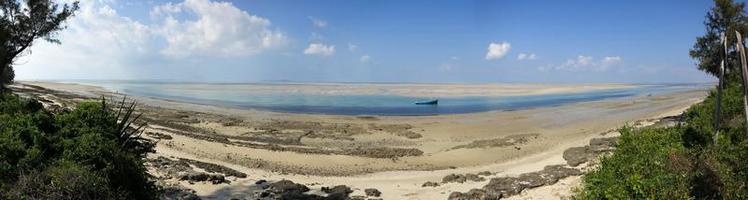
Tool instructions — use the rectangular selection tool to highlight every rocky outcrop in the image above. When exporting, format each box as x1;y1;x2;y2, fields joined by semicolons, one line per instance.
448;165;581;200
562;137;618;166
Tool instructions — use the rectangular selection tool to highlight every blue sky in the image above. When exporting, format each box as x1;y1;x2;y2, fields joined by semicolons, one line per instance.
17;0;717;83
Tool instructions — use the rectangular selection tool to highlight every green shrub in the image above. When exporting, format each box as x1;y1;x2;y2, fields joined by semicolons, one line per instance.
0;94;158;200
577;127;691;199
577;83;748;199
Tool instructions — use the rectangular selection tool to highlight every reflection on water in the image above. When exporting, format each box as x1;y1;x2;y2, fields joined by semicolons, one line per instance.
64;81;709;116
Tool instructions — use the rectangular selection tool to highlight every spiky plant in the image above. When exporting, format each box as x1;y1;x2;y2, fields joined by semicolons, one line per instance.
101;96;154;156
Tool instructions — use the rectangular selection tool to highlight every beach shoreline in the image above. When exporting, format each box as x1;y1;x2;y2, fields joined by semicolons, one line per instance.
10;81;708;199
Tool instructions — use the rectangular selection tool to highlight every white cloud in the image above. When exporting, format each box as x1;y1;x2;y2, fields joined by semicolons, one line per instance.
517;53;537;60
485;42;511;60
360;55;370;63
19;0;154;79
348;43;358;52
18;0;290;80
308;16;327;28
601;56;622;66
548;55;623;72
304;43;335;56
152;0;288;57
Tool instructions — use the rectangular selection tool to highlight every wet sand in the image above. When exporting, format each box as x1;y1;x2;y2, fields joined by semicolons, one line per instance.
11;81;708;199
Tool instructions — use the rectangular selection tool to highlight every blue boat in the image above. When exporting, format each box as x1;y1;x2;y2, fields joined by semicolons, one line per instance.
415;99;438;105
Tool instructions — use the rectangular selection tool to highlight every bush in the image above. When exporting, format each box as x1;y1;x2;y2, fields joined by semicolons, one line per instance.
577;127;691;199
577;83;748;199
0;94;158;200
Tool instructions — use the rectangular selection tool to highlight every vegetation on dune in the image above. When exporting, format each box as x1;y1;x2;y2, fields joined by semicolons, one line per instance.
578;0;748;199
0;1;160;199
577;84;748;199
0;94;159;199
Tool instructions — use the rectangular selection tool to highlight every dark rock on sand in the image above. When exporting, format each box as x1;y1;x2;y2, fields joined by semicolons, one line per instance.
179;172;210;182
449;165;582;199
563;137;618;166
322;185;353;199
269;180;310;193
449;189;497;200
253;179;356;200
364;188;382;197
422;181;440;187
450;133;539;150
161;186;201;200
145;131;173;140
349;195;367;200
178;158;248;178
477;171;492;176
442;173;486;183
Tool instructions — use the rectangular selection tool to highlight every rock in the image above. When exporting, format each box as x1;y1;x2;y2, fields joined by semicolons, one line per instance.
349;195;367;200
443;174;467;183
451;165;582;199
145;131;173;140
563;137;618;166
161;186;201;200
448;189;500;200
443;173;484;183
364;188;381;197
322;185;353;195
179;172;209;182
422;181;440;187
255;179;267;184
322;185;353;200
178;158;248;178
482;177;524;197
269;180;310;193
563;147;594;166
465;173;485;182
209;174;228;184
477;171;492;176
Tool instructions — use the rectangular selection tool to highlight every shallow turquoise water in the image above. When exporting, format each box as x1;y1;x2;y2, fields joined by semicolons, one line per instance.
65;81;708;116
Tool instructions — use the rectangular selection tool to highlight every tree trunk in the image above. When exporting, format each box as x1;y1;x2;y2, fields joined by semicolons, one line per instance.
734;31;748;136
0;64;5;94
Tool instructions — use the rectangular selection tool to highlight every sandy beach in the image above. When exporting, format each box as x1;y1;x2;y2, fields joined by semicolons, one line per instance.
11;81;708;199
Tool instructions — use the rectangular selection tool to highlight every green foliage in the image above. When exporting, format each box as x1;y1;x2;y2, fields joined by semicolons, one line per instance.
0;93;158;200
579;0;748;198
577;127;691;199
0;0;79;90
577;83;748;199
690;0;748;80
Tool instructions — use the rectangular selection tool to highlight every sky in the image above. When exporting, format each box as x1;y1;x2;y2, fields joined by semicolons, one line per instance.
15;0;718;83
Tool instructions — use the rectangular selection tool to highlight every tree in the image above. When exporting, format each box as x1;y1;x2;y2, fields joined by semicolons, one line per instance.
690;0;748;81
0;0;79;92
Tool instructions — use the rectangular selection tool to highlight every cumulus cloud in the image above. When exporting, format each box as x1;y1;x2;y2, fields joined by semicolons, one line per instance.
517;53;537;60
152;0;287;57
360;55;370;63
17;0;289;80
19;0;155;79
304;43;335;56
308;16;327;28
542;55;623;72
485;42;511;60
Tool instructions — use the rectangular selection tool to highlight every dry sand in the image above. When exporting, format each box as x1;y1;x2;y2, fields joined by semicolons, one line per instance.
12;81;708;199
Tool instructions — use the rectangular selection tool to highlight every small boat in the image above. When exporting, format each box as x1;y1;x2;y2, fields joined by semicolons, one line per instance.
415;99;438;105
